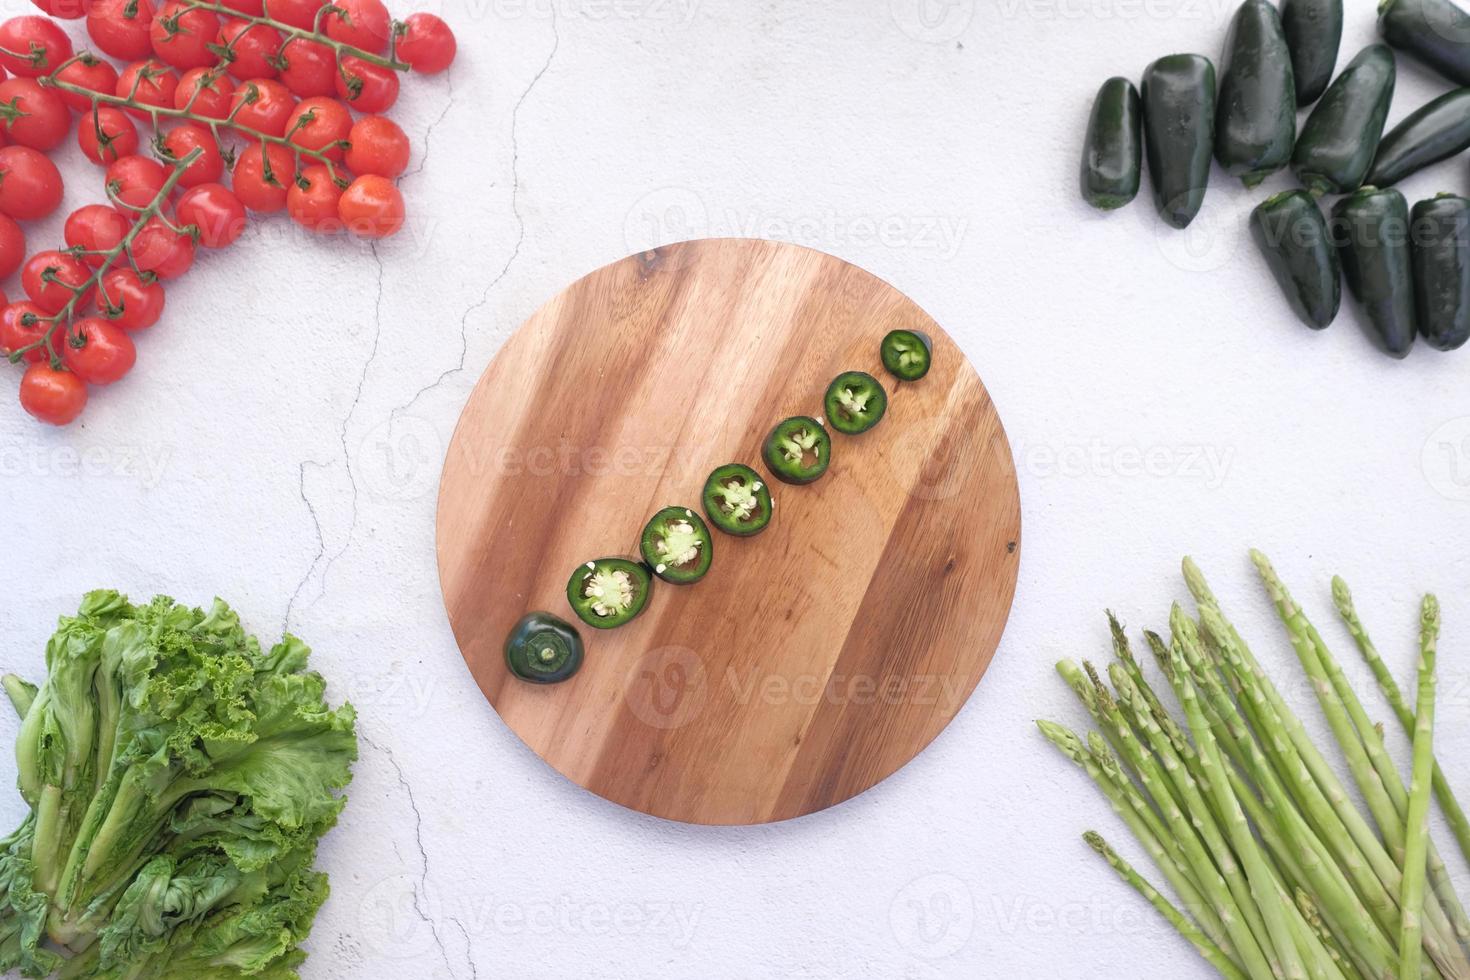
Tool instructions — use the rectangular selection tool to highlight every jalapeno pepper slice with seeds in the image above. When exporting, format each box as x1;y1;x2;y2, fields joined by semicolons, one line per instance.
504;611;584;684
701;463;773;537
762;416;831;485
566;557;652;629
880;329;931;381
823;371;888;435
639;507;714;584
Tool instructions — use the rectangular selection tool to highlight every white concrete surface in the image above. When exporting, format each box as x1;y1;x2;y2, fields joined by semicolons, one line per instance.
3;1;1470;977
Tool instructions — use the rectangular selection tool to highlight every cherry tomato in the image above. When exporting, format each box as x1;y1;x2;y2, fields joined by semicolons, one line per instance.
60;317;135;384
52;55;120;112
150;1;220;70
287;164;346;232
31;0;88;19
160;121;224;186
325;0;389;52
130;216;194;278
20;363;87;424
0;301;50;362
0;146;62;220
335;55;397;113
231;141;294;212
0;213;23;278
219;0;264;15
229;78;296;137
77;105;139;164
277;36;335;97
175;66;234;118
64;205;131;267
0;16;74;77
0;78;69;151
344;115;409;178
106;154;167;212
285;95;349;160
338;173;402;238
219;19;280;80
116;59;179;118
396;13;456;74
86;0;157;62
176;181;245;247
22;250;94;313
96;267;165;329
270;0;324;30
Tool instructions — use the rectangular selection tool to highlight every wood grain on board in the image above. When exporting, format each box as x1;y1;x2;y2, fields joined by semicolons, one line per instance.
436;238;1021;825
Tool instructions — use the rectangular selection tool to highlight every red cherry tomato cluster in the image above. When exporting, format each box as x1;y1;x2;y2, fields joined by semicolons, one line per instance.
0;0;455;424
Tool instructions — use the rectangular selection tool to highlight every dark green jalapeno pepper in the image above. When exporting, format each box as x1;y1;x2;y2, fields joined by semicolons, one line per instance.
1141;54;1216;229
505;611;584;684
701;463;773;537
1081;77;1142;210
1332;186;1417;357
1251;191;1341;330
1366;89;1470;188
1282;0;1343;106
1216;0;1297;187
823;371;888;435
1410;193;1470;351
1292;45;1396;196
762;416;831;485
880;329;931;381
1380;0;1470;86
639;507;714;584
566;557;652;629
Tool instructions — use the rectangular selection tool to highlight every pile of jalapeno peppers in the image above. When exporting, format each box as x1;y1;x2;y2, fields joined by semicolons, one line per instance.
1081;0;1470;357
502;328;933;684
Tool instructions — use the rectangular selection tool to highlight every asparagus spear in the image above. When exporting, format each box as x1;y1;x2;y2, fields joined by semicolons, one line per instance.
1334;576;1470;875
1403;597;1441;980
1083;831;1250;980
1252;563;1470;944
1169;641;1309;980
1188;561;1470;980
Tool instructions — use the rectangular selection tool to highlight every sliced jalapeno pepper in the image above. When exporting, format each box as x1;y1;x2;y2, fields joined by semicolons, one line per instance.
1410;193;1470;351
566;557;652;629
823;371;888;435
762;416;831;485
639;506;713;584
880;329;931;381
1251;190;1340;330
701;463;773;537
505;611;584;684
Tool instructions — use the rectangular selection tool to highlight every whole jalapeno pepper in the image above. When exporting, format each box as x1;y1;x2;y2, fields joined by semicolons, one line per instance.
1410;193;1470;351
1282;0;1343;106
1380;0;1470;87
1141;54;1216;229
1216;0;1297;187
1251;191;1340;330
1367;89;1470;188
1081;76;1142;211
1292;45;1396;196
1332;186;1417;357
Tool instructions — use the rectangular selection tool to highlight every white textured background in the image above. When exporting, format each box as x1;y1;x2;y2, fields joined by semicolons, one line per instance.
3;1;1470;977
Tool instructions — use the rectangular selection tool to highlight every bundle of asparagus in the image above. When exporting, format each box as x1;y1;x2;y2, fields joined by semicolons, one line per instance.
1041;551;1470;980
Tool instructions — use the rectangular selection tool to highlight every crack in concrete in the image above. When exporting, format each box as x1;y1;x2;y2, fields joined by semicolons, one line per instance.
393;7;561;421
362;731;461;979
407;70;456;182
283;458;329;636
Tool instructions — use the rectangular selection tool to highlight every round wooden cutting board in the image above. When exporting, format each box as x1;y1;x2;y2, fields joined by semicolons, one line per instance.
437;238;1020;825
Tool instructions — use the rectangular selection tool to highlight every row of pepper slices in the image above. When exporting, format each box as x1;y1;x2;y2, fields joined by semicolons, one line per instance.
507;330;936;685
1080;0;1470;359
0;0;456;424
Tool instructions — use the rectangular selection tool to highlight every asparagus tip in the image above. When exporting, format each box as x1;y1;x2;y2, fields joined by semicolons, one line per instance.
1082;830;1108;855
1330;575;1353;613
